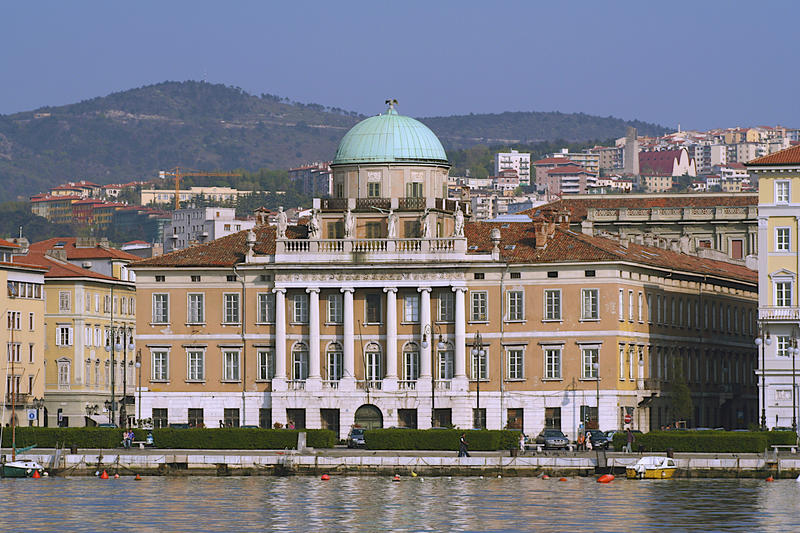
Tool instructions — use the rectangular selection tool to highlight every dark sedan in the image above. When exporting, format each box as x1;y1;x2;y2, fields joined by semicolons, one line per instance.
535;429;569;450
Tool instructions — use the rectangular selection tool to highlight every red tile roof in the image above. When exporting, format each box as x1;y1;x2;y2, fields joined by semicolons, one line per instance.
133;219;755;283
29;238;142;261
747;144;800;166
546;165;594;175
464;222;756;282
639;150;683;176
0;239;21;248
524;194;757;220
21;252;120;280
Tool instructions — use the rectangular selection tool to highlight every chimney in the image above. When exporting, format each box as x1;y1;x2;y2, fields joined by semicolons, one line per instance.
490;228;501;260
46;249;67;262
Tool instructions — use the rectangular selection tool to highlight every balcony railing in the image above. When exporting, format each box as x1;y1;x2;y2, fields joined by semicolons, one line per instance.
357;380;382;390
760;307;800;321
435;379;452;390
322;380;340;390
287;380;306;391
398;380;417;390
275;237;468;259
5;393;31;405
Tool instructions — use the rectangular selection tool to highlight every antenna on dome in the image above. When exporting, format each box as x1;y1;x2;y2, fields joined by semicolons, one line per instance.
385;98;398;110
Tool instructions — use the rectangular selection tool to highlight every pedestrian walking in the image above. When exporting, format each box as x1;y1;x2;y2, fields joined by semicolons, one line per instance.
458;433;470;457
577;432;585;451
519;433;526;453
625;428;635;453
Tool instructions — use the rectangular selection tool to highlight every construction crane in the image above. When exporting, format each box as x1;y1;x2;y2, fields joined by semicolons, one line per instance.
161;167;243;210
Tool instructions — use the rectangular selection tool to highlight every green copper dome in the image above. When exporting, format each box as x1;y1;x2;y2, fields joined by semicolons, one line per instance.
333;105;448;165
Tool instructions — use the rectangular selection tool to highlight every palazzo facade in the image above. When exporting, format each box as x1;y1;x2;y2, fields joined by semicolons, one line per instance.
133;103;759;439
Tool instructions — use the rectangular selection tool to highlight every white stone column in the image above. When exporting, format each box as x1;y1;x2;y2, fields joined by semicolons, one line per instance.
383;287;398;391
341;287;356;390
452;286;468;391
419;287;432;380
272;288;287;391
306;288;321;390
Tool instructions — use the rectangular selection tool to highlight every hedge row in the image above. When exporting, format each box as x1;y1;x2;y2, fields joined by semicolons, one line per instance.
364;429;519;451
611;430;798;453
2;428;336;449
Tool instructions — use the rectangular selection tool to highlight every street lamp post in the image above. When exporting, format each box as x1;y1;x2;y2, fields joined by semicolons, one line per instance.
791;339;798;434
755;329;772;431
104;330;117;426
32;397;45;427
421;324;446;428
135;350;142;426
593;361;600;429
471;332;486;429
119;328;135;429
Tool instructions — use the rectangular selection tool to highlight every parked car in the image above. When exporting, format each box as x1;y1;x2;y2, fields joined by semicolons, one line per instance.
535;429;569;450
347;427;366;448
586;429;611;449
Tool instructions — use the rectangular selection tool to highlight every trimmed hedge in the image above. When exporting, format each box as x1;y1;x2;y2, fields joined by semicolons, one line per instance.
2;428;336;449
364;429;519;451
611;430;798;453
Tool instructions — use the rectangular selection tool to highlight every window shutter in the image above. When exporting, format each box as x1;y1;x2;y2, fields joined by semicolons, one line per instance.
68;327;74;346
55;329;60;346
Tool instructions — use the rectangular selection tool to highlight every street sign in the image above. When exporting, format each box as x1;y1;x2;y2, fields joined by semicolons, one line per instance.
27;409;37;421
624;413;632;424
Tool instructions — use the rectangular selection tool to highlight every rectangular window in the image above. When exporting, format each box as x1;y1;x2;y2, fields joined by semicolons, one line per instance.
628;290;634;321
85;293;91;312
582;347;599;379
507;291;524;321
365;222;381;238
187;293;204;324
56;326;72;346
259;408;272;429
776;281;793;307
327;347;343;381
187;350;204;381
188;408;204;428
7;311;20;330
6;343;20;362
406;182;423;198
224;293;241;324
544;347;562;379
367;181;381;198
439;348;454;380
638;292;643;322
776;180;790;203
223;350;241;381
471;291;488;321
438;291;454;322
153;294;169;324
544;289;561;320
471;345;488;381
224;408;240;428
28;344;34;363
777;228;791;251
507;348;524;380
257;293;276;323
152;350;168;381
257;349;275;380
404;293;420;323
544;407;561;430
152;408;168;429
619;344;625;380
403;348;419;381
365;294;381;324
327;294;343;324
59;291;71;312
618;289;624;321
777;336;791;357
581;289;599;320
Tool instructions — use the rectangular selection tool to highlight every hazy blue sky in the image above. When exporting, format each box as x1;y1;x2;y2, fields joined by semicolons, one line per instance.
2;1;798;130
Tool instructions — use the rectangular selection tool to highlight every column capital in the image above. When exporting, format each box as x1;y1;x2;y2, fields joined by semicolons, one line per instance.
451;286;467;293
417;286;432;294
306;287;320;294
383;287;398;294
341;287;355;294
272;287;286;295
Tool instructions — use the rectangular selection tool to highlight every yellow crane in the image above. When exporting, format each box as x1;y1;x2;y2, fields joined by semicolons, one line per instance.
161;167;243;210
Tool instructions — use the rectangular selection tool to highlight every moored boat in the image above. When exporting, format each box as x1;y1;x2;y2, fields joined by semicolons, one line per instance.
1;459;44;478
626;456;677;479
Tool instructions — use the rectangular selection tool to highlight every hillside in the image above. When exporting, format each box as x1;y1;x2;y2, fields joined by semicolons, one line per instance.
0;81;669;200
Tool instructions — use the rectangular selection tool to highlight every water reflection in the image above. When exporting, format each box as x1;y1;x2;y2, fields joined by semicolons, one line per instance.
1;476;799;532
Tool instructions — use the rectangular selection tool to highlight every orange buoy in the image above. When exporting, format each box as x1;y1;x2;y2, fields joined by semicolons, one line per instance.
542;474;550;480
135;474;142;480
32;470;41;479
766;476;775;482
392;475;401;482
100;470;109;479
114;473;120;479
558;477;567;482
321;474;330;480
597;474;615;483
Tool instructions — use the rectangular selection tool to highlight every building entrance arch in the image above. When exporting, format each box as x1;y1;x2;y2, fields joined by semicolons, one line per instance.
354;404;383;430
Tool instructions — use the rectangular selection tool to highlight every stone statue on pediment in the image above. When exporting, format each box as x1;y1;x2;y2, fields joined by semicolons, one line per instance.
308;209;320;239
276;206;287;239
344;208;354;239
387;209;397;238
453;203;464;237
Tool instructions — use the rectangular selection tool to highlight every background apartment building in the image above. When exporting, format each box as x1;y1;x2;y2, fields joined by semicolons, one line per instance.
494;150;531;187
164;207;256;253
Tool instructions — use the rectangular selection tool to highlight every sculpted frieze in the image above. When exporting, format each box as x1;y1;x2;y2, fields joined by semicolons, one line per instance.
276;271;466;282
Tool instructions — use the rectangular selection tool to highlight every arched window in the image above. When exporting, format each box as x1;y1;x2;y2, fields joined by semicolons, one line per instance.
402;342;419;381
364;343;382;382
57;358;71;388
438;342;454;380
292;343;309;381
326;342;343;381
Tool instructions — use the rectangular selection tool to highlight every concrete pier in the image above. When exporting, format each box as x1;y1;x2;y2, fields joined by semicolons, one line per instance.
12;449;800;478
